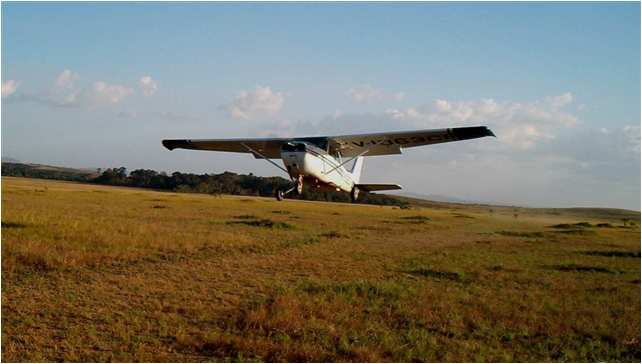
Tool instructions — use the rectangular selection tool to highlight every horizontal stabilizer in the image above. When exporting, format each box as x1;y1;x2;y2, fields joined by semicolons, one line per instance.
355;183;403;192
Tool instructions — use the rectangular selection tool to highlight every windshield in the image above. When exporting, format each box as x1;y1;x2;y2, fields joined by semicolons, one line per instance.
282;143;306;152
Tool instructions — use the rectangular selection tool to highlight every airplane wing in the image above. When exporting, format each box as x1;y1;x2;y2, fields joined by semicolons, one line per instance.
327;126;495;157
162;138;287;159
162;126;495;158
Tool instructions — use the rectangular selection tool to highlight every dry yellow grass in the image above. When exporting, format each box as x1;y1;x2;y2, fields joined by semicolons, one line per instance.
2;176;640;361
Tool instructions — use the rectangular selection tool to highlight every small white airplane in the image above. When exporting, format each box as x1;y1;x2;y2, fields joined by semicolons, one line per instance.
162;126;495;202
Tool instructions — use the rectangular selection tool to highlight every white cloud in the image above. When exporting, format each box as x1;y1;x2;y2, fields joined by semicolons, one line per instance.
86;81;133;105
227;85;284;120
622;125;640;153
48;81;133;108
381;93;578;150
546;92;573;109
139;76;158;96
1;80;19;98
346;85;382;103
55;69;79;89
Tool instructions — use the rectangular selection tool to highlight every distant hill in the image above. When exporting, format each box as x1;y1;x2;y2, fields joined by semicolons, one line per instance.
1;157;21;163
2;162;99;182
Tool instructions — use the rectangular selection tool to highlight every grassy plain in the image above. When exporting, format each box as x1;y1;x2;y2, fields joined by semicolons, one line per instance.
2;176;640;362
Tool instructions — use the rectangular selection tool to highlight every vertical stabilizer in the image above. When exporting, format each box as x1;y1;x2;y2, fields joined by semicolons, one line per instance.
350;156;364;183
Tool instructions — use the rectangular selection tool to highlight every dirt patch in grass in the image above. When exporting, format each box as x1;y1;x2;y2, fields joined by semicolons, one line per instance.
227;219;292;229
548;264;617;274
11;252;56;272
583;251;641;258
1;221;28;228
152;205;167;209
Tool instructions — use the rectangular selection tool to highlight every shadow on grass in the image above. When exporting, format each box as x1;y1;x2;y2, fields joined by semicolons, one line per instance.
227;218;292;229
400;215;431;222
547;264;618;274
404;267;467;282
583;251;641;258
552;229;596;235
452;213;475;219
497;231;545;238
2;221;27;228
319;231;347;239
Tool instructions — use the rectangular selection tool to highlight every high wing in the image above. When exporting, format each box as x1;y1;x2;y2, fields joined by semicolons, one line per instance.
162;138;290;159
162;126;495;158
327;126;495;157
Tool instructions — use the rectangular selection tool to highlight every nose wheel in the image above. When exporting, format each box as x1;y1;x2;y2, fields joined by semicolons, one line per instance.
275;175;304;201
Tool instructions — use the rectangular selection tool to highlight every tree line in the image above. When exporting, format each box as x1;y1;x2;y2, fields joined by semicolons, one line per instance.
2;162;408;207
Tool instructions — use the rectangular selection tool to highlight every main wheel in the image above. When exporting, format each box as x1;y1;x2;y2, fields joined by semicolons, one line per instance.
350;186;360;203
296;175;303;195
275;189;284;201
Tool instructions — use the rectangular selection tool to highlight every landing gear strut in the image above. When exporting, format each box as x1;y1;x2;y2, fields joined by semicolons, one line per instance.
350;186;360;203
275;175;304;201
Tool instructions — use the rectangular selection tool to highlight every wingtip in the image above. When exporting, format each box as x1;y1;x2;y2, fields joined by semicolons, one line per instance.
486;127;497;138
162;140;175;151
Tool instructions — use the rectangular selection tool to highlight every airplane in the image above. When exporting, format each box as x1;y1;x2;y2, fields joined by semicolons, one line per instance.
162;126;495;202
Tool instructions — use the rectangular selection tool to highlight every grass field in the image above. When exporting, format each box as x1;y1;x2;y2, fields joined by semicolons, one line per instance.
2;176;640;362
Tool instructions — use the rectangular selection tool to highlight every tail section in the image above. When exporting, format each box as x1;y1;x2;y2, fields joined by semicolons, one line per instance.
350;156;365;183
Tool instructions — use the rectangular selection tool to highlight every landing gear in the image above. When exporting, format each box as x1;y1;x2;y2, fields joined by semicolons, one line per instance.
296;175;303;195
275;176;303;201
350;186;360;203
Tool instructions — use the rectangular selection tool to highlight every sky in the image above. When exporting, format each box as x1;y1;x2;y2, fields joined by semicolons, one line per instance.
2;2;640;210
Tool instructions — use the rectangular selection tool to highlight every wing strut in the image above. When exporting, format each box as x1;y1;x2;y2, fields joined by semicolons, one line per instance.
240;143;291;176
323;149;369;175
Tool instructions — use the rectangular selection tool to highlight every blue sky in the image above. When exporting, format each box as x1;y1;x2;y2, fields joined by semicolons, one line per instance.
2;2;640;209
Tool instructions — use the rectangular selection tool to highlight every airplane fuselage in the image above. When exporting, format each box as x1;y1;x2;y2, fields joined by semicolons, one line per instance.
280;142;355;193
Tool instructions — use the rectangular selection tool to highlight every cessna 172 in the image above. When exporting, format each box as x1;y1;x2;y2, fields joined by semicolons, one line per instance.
162;126;495;202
